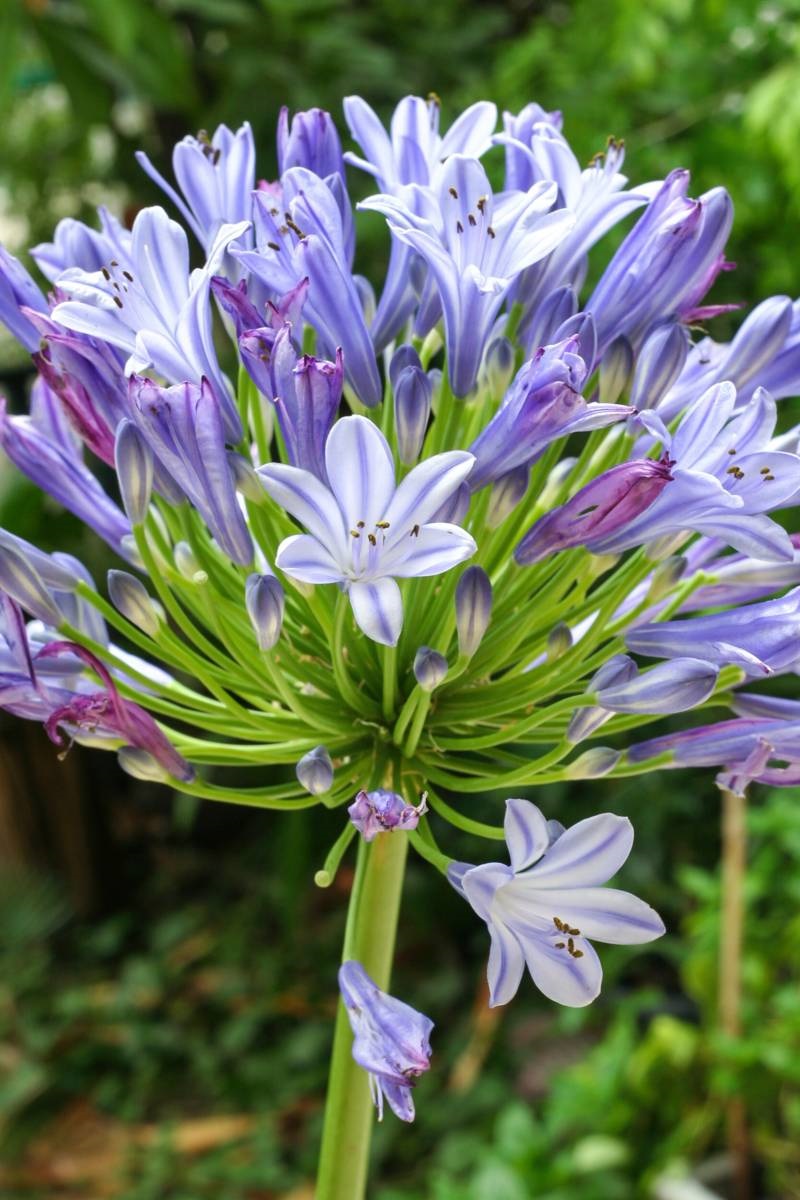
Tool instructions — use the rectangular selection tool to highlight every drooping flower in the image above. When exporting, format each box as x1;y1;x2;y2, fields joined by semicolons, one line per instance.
449;799;665;1007
348;789;428;842
338;959;433;1122
258;416;476;646
361;155;575;396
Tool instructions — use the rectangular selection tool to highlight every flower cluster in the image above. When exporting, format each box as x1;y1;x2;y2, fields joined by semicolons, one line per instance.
1;95;800;1124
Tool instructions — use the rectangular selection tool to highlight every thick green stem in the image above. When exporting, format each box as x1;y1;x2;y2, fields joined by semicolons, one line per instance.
316;826;409;1200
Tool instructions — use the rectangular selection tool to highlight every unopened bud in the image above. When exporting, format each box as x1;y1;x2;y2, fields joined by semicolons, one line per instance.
0;545;61;625
174;541;201;580
395;365;433;465
296;745;333;795
521;284;577;353
630;322;689;410
647;555;687;602
245;572;285;651
599;335;634;404
455;566;492;658
118;747;170;782
546;621;573;661
115;420;153;526
564;747;621;779
389;344;422;391
413;646;448;692
553;311;597;373
483;337;516;395
107;570;162;637
228;451;265;503
487;466;529;528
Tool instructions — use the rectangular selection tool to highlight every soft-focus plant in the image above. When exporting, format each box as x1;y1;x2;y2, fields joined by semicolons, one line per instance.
1;93;800;1197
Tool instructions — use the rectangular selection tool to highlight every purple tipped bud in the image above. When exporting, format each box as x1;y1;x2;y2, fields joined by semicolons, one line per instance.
296;744;333;795
389;343;422;391
717;294;793;389
484;337;516;395
546;621;572;661
630;322;689;410
115;419;153;526
0;545;62;625
456;566;492;658
599;336;634;404
348;789;428;842
520;285;578;354
338;960;433;1122
395;366;433;465
486;466;529;528
228;452;265;503
515;459;673;565
413;646;448;692
107;570;161;637
277;106;344;178
245;572;285;651
596;657;719;714
567;655;637;742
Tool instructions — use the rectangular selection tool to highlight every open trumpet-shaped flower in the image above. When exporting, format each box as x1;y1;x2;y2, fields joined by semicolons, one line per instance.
361;155;575;396
258;416;476;645
449;799;665;1007
338;960;433;1122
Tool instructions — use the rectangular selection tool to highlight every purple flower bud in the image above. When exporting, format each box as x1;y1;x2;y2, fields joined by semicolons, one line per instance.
519;285;578;354
338;960;433;1122
546;621;572;661
395;365;433;465
0;245;48;351
277;107;345;179
0;544;62;626
348;789;428;842
456;566;492;658
598;336;634;404
646;555;687;601
115;419;153;527
483;337;516;395
227;451;265;503
564;747;621;778
389;343;422;391
596;657;719;714
118;747;171;782
568;655;637;742
107;570;161;637
487;465;530;528
296;745;333;795
630;322;689;410
413;646;448;691
515;458;673;565
173;541;201;580
553;311;597;373
245;573;285;651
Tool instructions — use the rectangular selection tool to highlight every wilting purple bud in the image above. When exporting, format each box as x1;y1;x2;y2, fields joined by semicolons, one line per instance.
515;458;673;565
296;744;333;795
0;544;62;626
389;343;422;391
519;285;578;355
487;465;530;528
484;337;516;395
395;366;433;465
456;566;492;657
0;245;48;351
630;322;689;410
277;107;344;179
115;420;153;526
599;336;634;404
546;621;572;661
107;570;161;637
348;789;428;842
413;646;448;691
338;960;433;1122
245;573;285;651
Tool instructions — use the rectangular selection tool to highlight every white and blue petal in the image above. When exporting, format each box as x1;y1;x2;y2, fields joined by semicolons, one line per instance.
486;919;526;1007
520;812;634;888
348;577;404;646
503;798;549;873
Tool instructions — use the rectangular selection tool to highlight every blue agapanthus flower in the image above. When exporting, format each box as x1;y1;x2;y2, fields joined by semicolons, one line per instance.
0;93;799;1162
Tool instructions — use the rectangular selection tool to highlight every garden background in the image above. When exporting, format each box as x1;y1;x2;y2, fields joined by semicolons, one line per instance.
1;1;799;1197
